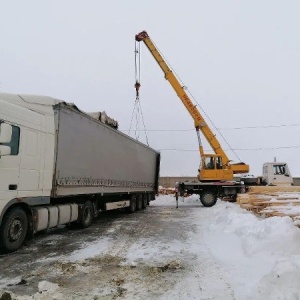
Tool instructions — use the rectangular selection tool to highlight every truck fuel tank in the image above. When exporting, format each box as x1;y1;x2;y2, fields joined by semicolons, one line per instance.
32;204;78;232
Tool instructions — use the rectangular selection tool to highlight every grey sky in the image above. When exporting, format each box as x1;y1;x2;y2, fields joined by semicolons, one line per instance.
1;0;300;176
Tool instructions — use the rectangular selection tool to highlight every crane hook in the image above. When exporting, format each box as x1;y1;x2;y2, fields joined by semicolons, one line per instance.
134;81;141;97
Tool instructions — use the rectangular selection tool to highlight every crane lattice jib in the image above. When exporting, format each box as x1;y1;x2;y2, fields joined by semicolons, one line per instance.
135;31;230;165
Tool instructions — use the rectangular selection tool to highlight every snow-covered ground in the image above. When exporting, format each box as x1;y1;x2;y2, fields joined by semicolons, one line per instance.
1;195;300;299
158;195;300;299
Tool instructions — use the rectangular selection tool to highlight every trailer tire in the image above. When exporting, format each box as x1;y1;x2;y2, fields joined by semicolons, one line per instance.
147;194;152;205
0;207;28;253
136;195;143;211
79;201;94;228
142;194;148;209
127;196;137;213
201;192;217;207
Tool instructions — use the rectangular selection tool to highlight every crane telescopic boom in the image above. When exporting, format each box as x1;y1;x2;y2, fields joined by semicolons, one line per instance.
135;31;249;181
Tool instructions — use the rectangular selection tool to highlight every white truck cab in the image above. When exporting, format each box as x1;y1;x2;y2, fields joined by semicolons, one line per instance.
0;94;58;252
262;162;293;186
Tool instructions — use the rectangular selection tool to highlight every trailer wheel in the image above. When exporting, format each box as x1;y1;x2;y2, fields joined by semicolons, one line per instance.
142;194;148;209
136;195;143;211
201;192;217;207
0;207;28;253
80;201;94;228
127;195;137;213
147;194;152;205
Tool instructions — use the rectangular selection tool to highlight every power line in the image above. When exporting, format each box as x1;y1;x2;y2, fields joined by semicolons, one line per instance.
120;123;300;132
121;129;194;132
219;123;300;130
157;145;300;152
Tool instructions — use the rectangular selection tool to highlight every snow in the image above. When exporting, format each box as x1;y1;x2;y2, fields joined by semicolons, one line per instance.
153;195;300;299
2;195;300;299
202;203;300;299
38;280;59;292
152;193;201;206
0;281;62;300
67;237;113;262
0;277;22;292
123;237;184;266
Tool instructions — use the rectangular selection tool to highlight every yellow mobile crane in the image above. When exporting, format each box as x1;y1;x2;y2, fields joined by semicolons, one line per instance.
135;31;249;206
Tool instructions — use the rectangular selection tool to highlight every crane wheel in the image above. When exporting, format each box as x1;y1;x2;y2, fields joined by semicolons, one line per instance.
201;192;217;207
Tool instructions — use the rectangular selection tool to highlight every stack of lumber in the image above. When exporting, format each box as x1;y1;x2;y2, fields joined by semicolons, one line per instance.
158;187;176;195
237;186;300;227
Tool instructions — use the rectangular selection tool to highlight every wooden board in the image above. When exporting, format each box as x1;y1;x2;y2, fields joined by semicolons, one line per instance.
237;187;300;228
247;186;300;194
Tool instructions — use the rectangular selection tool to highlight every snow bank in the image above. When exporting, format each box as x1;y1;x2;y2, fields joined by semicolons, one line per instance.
154;195;300;299
200;201;300;299
208;201;300;255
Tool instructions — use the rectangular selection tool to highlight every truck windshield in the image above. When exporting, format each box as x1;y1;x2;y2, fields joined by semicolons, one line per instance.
273;165;286;175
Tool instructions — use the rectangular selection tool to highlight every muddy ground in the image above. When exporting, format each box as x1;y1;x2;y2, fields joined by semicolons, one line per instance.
0;200;208;300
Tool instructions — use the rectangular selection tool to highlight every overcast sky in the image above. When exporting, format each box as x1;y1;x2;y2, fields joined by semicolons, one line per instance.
1;0;300;176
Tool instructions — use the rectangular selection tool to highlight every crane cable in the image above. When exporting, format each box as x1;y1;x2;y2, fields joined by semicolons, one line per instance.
128;41;149;146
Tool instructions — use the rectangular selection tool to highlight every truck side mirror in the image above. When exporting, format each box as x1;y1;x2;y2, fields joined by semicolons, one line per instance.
0;123;12;143
0;145;11;156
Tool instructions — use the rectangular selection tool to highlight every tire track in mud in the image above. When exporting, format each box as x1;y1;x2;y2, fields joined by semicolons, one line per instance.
79;208;191;299
8;207;189;299
0;203;236;299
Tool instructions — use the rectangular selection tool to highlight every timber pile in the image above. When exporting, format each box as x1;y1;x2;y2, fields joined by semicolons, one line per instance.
158;187;176;195
237;186;300;227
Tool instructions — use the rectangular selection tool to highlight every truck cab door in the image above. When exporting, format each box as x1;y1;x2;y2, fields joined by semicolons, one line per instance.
0;123;21;208
200;156;217;180
18;128;45;197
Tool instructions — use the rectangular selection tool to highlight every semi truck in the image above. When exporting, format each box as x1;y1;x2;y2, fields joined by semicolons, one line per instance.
0;92;160;253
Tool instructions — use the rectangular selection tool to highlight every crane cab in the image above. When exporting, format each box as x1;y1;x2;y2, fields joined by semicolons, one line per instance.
198;155;233;181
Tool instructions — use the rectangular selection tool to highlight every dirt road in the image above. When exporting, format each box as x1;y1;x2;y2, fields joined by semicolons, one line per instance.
0;197;236;300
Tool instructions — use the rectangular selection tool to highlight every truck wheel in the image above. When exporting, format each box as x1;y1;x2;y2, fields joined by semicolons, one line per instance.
79;201;94;228
0;207;28;253
201;192;217;207
136;195;143;211
142;194;148;209
127;195;137;213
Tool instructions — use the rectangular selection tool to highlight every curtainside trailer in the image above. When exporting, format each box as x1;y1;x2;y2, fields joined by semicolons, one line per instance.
0;93;160;253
